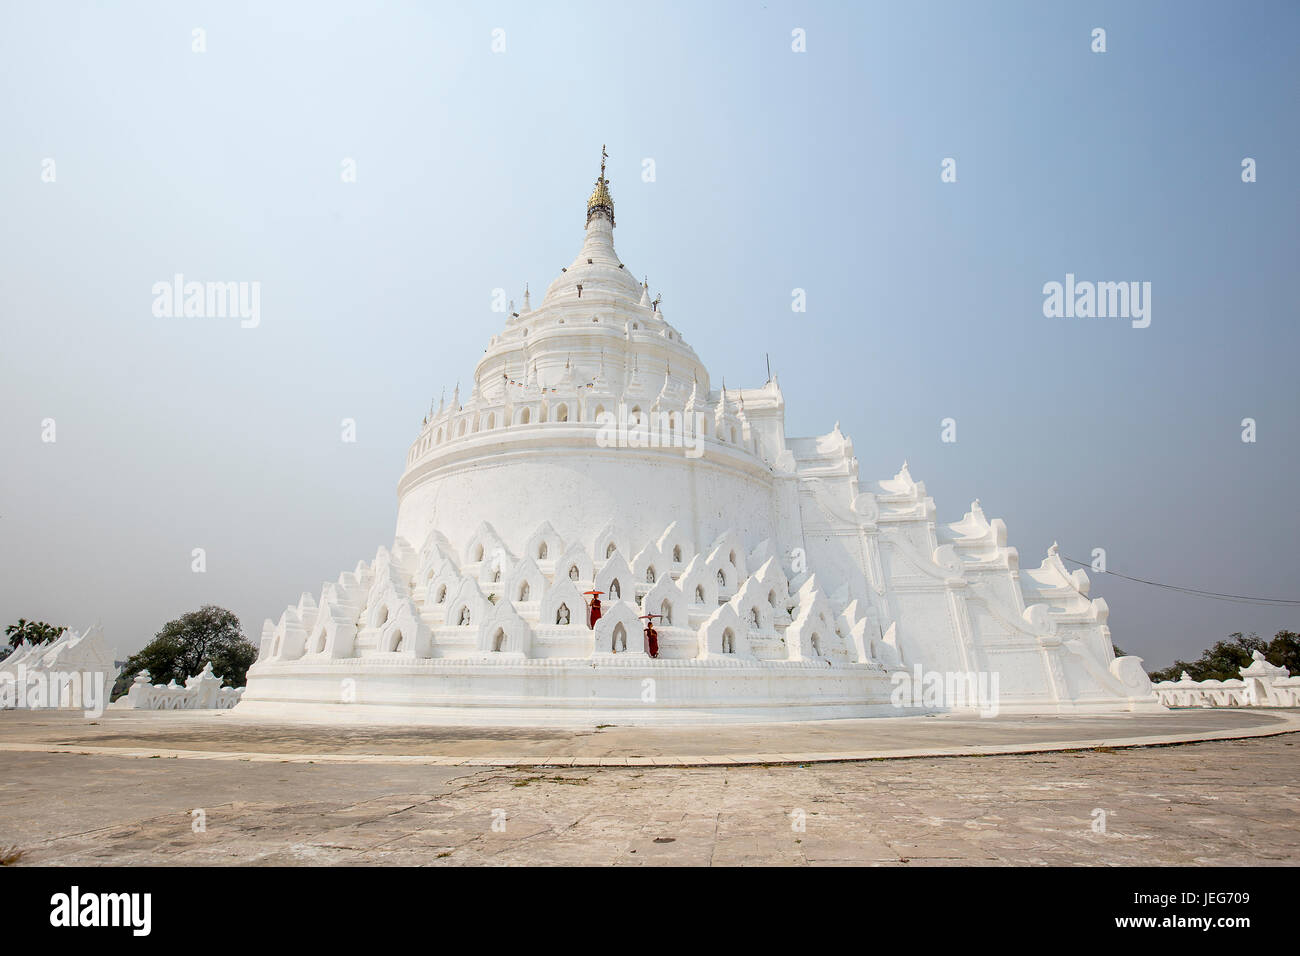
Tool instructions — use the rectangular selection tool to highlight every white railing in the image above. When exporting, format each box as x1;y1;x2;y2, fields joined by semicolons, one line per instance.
1152;651;1300;708
120;663;244;710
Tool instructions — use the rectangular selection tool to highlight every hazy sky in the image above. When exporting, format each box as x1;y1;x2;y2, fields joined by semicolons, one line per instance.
1;1;1296;669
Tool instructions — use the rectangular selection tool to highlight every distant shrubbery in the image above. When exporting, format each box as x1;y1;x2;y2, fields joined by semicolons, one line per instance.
1147;630;1299;683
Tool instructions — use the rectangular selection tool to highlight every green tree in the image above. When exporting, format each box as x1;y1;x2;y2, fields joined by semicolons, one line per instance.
4;618;65;650
1265;630;1300;674
112;605;257;700
1149;631;1279;683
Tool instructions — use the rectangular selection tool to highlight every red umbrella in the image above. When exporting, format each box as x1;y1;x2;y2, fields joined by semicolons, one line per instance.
583;590;604;629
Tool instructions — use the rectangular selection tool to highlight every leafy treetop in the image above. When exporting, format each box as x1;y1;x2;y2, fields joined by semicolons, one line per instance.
4;619;65;649
113;605;258;699
1148;630;1299;683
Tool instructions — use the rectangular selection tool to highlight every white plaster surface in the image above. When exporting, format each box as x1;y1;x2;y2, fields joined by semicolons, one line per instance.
1153;651;1300;708
241;161;1156;722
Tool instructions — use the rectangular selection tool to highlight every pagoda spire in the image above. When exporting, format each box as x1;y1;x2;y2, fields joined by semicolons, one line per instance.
586;144;615;228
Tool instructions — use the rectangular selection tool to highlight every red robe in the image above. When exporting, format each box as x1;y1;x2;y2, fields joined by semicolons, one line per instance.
587;597;602;630
645;624;659;658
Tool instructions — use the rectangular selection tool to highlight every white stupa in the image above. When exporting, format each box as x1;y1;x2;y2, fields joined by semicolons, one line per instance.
238;150;1156;724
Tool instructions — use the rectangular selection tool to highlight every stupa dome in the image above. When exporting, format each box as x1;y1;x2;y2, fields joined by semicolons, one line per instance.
238;149;1157;724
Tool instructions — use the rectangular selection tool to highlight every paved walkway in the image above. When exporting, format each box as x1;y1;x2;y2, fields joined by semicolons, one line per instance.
1;734;1295;865
0;708;1294;766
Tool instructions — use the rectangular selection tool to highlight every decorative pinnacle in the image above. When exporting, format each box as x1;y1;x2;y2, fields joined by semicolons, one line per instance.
586;144;615;227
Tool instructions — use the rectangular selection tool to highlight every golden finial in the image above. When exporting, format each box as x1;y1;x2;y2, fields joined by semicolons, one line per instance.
587;145;615;227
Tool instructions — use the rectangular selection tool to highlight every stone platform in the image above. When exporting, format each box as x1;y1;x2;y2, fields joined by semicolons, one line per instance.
0;712;1296;866
0;707;1294;767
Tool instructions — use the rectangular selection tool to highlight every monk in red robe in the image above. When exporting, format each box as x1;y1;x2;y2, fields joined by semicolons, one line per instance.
583;590;603;629
639;613;661;658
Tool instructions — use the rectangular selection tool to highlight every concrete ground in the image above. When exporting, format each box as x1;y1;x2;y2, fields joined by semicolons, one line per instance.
0;706;1294;764
0;708;1297;865
1;734;1296;866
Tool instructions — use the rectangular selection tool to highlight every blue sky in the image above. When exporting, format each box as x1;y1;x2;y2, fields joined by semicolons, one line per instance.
1;0;1296;667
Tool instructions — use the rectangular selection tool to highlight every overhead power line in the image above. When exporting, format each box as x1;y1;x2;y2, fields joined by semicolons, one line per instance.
1059;556;1300;608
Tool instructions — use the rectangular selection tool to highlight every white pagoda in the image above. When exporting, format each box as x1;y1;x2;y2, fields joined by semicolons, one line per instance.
238;150;1156;723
